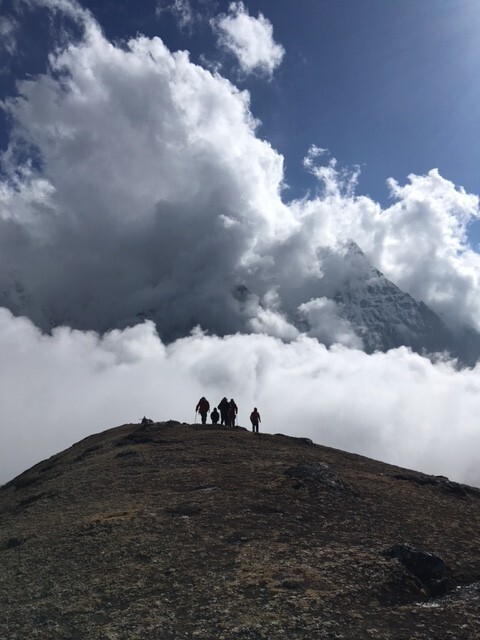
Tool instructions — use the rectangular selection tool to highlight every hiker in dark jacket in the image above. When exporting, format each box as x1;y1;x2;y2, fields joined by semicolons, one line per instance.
228;398;238;428
195;397;210;425
250;407;261;433
218;397;230;426
211;407;219;425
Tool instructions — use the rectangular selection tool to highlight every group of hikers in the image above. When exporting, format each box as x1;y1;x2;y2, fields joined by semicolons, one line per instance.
195;397;261;433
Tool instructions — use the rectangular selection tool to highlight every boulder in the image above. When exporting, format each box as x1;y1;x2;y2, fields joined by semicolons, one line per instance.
382;543;454;596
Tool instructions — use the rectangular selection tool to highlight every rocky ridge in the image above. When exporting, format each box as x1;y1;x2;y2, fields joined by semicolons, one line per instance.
1;421;480;639
322;243;480;364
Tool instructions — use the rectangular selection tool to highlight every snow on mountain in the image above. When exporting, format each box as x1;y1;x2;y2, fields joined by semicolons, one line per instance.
1;241;479;365
297;241;480;365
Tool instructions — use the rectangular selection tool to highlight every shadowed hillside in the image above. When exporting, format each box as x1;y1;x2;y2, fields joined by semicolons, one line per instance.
1;421;480;639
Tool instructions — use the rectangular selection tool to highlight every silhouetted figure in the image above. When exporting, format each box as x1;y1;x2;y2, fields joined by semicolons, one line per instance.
211;407;219;425
196;397;210;425
218;397;230;426
250;407;261;433
228;398;238;428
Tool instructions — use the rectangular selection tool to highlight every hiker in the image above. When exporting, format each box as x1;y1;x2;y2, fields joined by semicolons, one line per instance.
218;397;230;426
211;407;219;425
228;398;238;428
250;407;261;433
195;397;210;425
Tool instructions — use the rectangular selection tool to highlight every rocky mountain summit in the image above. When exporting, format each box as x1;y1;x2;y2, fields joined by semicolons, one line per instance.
1;421;479;639
306;242;480;365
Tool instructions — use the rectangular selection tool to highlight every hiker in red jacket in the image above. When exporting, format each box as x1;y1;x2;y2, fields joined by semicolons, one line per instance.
195;397;210;425
250;407;261;433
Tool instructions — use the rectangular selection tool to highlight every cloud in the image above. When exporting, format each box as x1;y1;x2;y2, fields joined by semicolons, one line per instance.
1;309;480;488
1;0;480;489
211;1;285;77
298;297;364;349
21;0;92;26
0;2;293;340
2;2;480;343
156;0;197;32
0;15;19;58
294;155;480;331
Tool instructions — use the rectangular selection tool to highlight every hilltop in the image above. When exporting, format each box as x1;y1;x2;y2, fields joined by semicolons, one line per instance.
1;421;479;639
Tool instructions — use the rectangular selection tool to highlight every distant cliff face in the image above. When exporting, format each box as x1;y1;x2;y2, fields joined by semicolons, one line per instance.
298;242;480;365
1;421;480;639
330;243;458;354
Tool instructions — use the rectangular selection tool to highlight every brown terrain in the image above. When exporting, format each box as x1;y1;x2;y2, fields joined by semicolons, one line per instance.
1;420;479;639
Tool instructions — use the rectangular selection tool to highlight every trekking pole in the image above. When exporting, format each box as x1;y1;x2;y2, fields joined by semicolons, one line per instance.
194;410;197;424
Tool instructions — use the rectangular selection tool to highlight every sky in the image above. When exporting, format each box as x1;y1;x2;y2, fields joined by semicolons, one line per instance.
1;0;480;486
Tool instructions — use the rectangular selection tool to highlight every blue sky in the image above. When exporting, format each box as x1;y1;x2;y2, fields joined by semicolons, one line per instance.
2;0;480;239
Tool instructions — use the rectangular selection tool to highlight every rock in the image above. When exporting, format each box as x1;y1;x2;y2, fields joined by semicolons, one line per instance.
382;543;454;596
2;537;22;550
284;462;344;490
393;473;471;498
274;434;314;446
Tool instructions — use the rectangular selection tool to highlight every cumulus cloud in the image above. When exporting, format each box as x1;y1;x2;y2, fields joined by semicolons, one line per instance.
211;1;285;77
21;0;91;25
1;309;480;488
156;0;197;32
289;155;480;333
2;2;480;342
298;298;363;349
0;1;293;339
1;0;480;488
0;15;19;58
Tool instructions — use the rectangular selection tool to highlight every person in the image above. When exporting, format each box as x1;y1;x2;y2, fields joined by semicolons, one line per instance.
228;398;238;428
211;407;219;425
195;397;210;425
250;407;261;433
218;397;230;426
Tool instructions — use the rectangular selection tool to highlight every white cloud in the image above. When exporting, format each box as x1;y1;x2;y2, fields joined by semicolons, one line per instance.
379;171;480;329
0;15;19;57
1;309;480;488
0;4;294;338
294;157;480;331
211;1;285;77
23;0;92;25
5;1;480;343
298;297;364;349
156;0;196;32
